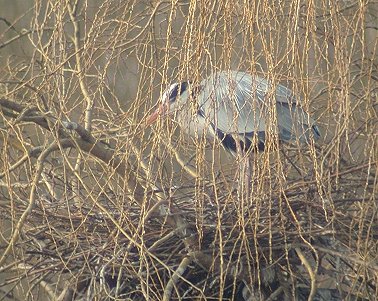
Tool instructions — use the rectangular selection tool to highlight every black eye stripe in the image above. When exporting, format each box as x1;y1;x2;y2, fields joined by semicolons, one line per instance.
169;85;179;101
169;82;189;102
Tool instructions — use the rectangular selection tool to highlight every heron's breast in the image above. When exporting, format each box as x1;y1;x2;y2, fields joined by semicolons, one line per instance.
176;109;213;139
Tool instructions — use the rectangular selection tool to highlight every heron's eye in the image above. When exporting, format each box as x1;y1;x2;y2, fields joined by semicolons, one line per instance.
180;82;188;95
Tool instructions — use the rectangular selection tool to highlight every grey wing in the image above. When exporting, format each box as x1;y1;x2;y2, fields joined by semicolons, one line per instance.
198;71;268;134
198;70;320;143
274;83;320;142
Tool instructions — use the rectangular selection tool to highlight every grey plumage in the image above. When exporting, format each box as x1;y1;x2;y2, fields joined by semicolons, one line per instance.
147;70;320;154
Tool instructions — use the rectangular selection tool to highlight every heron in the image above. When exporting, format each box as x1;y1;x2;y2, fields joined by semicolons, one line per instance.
146;70;320;158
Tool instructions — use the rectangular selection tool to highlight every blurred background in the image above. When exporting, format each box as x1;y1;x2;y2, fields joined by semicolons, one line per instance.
0;0;377;300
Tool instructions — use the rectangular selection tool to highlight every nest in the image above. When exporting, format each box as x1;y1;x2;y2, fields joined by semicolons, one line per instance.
2;149;376;301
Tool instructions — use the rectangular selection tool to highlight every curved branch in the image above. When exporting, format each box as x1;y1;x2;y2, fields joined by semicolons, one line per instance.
295;248;317;301
163;256;193;301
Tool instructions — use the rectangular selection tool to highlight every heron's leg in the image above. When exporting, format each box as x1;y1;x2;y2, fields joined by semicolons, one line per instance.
237;154;251;200
244;155;252;197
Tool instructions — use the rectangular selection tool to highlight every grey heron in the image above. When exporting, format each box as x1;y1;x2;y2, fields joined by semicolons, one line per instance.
146;70;320;155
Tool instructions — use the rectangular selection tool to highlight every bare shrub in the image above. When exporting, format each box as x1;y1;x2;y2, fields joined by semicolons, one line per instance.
0;1;377;300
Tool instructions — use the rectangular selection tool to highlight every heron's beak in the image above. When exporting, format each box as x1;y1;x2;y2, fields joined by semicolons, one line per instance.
145;103;169;126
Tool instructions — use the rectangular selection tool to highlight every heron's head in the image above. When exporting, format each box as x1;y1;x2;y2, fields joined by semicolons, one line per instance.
146;82;189;126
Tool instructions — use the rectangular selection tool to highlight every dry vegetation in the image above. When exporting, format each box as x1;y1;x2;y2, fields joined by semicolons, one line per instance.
0;0;377;300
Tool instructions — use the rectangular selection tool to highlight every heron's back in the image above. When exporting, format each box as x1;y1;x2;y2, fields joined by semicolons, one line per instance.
196;71;320;152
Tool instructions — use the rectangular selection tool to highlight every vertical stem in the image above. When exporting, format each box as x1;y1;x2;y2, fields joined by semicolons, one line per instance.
67;1;94;206
68;0;93;132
